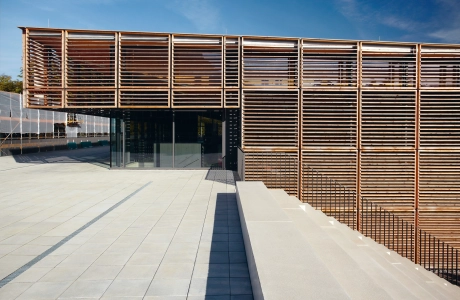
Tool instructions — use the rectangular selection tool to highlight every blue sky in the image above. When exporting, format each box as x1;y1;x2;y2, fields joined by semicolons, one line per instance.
1;0;460;78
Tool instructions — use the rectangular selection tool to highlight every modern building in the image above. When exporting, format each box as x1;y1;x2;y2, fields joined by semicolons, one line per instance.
19;27;460;279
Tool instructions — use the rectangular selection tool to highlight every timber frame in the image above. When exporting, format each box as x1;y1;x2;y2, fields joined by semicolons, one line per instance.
21;27;460;251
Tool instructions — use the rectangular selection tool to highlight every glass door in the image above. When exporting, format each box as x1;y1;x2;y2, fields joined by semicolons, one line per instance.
174;111;222;168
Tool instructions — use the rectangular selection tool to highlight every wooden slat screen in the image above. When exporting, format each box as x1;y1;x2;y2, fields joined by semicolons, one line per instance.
27;30;63;89
244;152;298;196
302;41;357;88
119;90;169;108
225;38;239;87
419;152;460;247
420;91;460;147
242;90;298;148
302;151;356;190
27;90;62;107
224;90;239;108
120;34;169;88
172;36;222;88
66;90;116;107
361;152;415;220
361;44;416;88
242;38;298;88
421;46;460;88
66;32;116;88
172;90;222;108
361;91;415;147
303;91;356;147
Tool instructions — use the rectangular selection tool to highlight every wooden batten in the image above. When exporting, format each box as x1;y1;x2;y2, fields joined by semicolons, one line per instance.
302;40;358;89
19;26;460;253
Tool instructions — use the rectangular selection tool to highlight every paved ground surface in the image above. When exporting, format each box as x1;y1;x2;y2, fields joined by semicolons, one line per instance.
0;147;252;299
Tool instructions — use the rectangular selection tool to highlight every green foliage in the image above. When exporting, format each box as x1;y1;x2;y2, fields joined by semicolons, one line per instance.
0;73;23;93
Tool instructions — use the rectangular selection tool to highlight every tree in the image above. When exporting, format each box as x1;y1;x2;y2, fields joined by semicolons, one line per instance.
0;73;23;93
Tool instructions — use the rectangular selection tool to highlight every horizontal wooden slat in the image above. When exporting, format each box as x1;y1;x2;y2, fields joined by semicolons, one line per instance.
420;91;460;147
242;38;298;88
361;152;415;220
242;90;298;148
303;91;356;147
244;152;298;196
66;35;116;87
173;36;222;88
224;90;239;108
26;30;63;89
66;90;116;108
421;46;460;88
119;90;169;108
362;44;416;89
27;90;62;107
419;152;460;247
172;90;222;108
361;91;415;147
302;151;356;190
120;34;169;88
225;38;239;88
302;41;357;88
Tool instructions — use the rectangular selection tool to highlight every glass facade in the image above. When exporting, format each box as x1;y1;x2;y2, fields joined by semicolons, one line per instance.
111;110;223;169
0;91;109;156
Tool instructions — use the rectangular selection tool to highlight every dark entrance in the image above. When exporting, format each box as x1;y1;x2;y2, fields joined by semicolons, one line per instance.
110;110;232;169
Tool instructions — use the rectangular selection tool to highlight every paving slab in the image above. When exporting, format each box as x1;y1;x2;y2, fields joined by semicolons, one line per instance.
0;148;252;298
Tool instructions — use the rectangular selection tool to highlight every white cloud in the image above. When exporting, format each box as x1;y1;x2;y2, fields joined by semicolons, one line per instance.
334;0;460;43
166;0;220;31
429;28;460;43
380;15;419;32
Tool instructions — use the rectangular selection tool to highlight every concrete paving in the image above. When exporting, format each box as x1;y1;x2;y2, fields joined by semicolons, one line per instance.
0;147;252;299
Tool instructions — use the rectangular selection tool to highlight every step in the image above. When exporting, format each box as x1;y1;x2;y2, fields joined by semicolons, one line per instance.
299;196;459;297
294;196;453;299
331;221;460;297
237;182;349;300
282;207;393;299
274;192;433;299
327;219;457;299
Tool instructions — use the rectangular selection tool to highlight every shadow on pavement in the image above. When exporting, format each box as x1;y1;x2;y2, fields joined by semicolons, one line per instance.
11;147;110;168
205;193;253;298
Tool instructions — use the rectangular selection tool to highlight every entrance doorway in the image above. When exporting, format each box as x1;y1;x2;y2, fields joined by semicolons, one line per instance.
110;110;223;169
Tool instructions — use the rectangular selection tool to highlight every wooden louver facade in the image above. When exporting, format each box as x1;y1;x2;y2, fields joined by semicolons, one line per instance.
22;27;460;249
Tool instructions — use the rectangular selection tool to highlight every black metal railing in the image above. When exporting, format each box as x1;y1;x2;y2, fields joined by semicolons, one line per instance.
361;198;414;261
303;166;356;230
419;229;459;285
240;151;298;196
304;164;459;286
238;149;459;286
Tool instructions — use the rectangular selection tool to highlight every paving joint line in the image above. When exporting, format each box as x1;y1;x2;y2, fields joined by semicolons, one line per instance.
0;181;152;289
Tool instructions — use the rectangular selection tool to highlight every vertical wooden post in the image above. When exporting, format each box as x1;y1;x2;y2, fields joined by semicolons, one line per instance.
64;30;68;108
240;37;245;151
61;30;65;108
170;34;174;108
298;39;303;200
115;32;119;108
414;44;421;264
357;41;362;231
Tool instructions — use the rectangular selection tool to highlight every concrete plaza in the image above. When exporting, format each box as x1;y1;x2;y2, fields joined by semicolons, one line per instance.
0;147;252;299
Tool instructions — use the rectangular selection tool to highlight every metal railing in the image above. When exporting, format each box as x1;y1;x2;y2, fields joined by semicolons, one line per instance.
238;149;459;286
361;198;414;261
419;228;459;285
303;166;356;230
305;164;459;286
240;151;298;196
